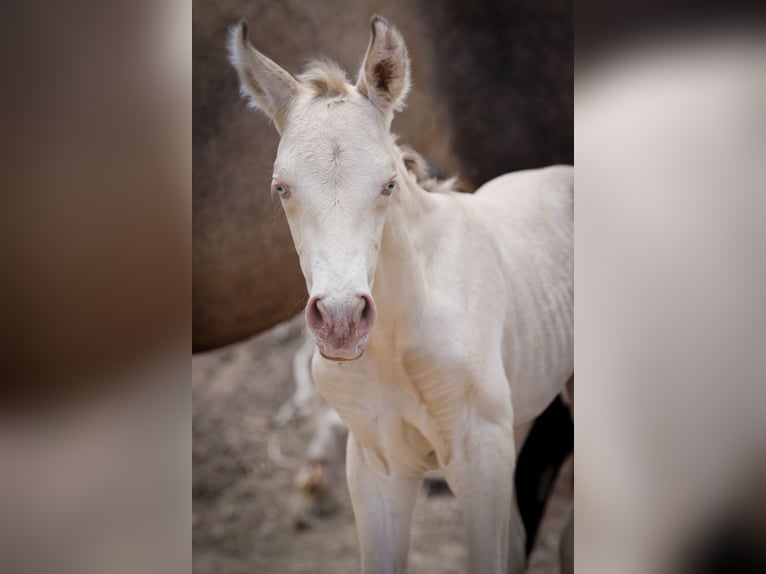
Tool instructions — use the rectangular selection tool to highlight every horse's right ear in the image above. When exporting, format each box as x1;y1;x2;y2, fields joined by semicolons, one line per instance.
227;20;300;133
356;16;411;117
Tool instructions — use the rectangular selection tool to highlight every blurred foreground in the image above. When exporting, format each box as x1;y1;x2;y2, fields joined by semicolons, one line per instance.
577;26;766;574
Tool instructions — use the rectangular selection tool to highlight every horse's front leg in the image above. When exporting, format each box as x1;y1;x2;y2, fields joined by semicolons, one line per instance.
346;432;422;574
444;411;517;574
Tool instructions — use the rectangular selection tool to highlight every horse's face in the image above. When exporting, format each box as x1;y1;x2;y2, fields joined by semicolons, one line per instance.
275;97;397;360
229;16;410;360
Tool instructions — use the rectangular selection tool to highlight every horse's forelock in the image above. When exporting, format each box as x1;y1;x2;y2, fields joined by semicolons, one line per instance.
297;60;351;98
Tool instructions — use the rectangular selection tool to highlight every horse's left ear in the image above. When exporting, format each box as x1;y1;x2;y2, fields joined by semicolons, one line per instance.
356;16;411;115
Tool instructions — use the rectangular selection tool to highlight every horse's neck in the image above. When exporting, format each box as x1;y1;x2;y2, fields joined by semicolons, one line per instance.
371;166;433;336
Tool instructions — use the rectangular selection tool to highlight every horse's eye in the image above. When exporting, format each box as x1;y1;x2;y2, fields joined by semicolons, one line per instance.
382;181;396;196
273;183;290;198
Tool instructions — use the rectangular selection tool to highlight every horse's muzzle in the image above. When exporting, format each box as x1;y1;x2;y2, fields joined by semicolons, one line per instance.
305;293;376;361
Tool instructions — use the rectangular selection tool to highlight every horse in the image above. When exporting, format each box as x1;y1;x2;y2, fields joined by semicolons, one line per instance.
228;15;573;574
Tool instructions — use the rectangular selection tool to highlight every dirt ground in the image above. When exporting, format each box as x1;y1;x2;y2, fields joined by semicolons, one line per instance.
193;316;573;574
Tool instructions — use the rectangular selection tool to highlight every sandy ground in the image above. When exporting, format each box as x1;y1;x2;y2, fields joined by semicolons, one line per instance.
193;316;572;574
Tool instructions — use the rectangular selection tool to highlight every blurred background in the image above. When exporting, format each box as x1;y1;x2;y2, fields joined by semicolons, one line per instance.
1;1;189;573
192;1;573;572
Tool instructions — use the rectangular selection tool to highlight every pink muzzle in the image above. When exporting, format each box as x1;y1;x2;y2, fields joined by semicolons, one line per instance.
305;293;377;361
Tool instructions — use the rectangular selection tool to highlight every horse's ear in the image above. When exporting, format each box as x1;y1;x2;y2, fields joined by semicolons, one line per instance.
356;16;411;115
227;20;301;133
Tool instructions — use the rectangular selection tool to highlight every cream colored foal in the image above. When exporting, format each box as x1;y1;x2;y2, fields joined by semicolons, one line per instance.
229;15;573;574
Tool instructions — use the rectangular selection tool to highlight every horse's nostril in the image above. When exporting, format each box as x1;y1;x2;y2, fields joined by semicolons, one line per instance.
306;296;328;331
357;294;376;329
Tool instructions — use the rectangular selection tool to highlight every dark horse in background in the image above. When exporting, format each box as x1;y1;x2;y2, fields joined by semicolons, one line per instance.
193;0;572;558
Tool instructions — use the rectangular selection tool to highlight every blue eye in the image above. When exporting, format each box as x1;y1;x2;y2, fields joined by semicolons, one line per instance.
382;181;396;195
273;182;290;198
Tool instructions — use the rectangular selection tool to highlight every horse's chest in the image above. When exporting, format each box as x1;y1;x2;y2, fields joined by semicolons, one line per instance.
314;358;459;474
